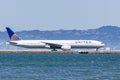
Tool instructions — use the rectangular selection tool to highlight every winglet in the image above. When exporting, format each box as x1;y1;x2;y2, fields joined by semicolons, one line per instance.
6;27;20;41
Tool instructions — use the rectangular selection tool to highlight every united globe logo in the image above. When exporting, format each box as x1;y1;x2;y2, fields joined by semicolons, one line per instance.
11;34;20;40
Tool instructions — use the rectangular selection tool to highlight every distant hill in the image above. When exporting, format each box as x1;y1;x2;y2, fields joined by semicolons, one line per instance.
0;26;120;49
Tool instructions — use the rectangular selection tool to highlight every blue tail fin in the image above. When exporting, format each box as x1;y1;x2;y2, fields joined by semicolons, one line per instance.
6;27;20;41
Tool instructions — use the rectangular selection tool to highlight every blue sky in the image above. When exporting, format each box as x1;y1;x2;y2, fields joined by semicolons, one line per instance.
0;0;120;31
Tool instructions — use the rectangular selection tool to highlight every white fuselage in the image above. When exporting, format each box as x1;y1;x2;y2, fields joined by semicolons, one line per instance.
8;40;104;50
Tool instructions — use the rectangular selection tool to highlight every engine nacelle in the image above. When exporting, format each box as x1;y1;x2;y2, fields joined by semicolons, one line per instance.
45;45;50;48
61;44;71;50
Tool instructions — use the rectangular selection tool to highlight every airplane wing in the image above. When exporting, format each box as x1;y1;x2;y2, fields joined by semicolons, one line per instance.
42;41;71;50
41;42;62;48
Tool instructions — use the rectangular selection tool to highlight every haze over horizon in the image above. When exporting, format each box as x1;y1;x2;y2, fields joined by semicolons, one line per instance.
0;0;120;31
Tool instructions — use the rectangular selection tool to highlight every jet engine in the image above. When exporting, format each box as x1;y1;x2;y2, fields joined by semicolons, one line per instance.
61;44;71;50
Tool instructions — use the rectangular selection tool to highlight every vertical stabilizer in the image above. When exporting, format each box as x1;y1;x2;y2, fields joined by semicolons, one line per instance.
6;27;20;41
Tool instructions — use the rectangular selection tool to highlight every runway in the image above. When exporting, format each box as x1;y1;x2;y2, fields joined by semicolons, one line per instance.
0;50;120;54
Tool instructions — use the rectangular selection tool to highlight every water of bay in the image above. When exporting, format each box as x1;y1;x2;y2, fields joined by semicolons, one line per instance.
0;53;119;80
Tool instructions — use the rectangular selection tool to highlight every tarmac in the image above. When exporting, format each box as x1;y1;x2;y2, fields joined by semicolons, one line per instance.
0;50;120;54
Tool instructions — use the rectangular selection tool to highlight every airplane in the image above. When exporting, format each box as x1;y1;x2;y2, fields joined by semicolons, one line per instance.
6;27;105;51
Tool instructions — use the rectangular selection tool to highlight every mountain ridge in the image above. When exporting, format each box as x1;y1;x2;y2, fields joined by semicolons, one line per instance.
0;26;120;49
